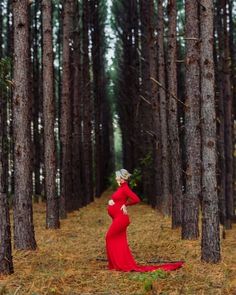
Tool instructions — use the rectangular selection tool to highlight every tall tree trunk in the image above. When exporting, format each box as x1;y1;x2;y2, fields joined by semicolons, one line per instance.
82;0;94;205
42;0;60;229
139;0;155;205
131;0;142;176
216;0;227;226
0;63;14;275
156;0;170;213
71;0;83;209
7;0;14;197
166;0;182;223
222;0;234;228
55;1;62;203
182;0;200;238
12;0;37;250
228;0;236;215
32;0;41;202
200;0;220;263
91;0;103;198
60;0;74;217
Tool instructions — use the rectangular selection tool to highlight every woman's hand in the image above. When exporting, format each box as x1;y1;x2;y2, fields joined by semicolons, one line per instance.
120;204;128;215
108;199;115;206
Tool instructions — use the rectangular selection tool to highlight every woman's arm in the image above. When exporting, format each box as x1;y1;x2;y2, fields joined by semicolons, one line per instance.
124;185;141;206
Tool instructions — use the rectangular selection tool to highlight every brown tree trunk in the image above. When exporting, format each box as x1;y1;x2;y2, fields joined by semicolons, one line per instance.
0;2;10;198
55;1;62;205
32;0;41;202
222;0;234;228
182;0;200;238
42;0;60;229
228;0;236;215
216;0;226;226
71;0;83;209
156;0;170;213
60;0;74;217
7;0;14;197
12;0;37;250
200;0;220;263
91;0;104;198
166;0;182;223
81;0;94;205
0;66;14;275
139;0;156;205
131;0;142;177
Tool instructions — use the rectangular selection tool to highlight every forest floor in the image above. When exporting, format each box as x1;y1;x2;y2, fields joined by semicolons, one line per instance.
0;188;235;295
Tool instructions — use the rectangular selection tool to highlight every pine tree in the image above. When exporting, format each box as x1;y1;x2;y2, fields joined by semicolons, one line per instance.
182;0;201;238
200;0;220;263
12;0;37;250
42;0;60;229
0;56;14;275
81;0;94;205
60;0;74;217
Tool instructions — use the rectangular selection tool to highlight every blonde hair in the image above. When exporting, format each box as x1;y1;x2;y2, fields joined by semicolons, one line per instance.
115;169;132;180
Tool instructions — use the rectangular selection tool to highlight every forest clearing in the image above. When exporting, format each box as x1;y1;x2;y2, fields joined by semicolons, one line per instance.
0;188;235;295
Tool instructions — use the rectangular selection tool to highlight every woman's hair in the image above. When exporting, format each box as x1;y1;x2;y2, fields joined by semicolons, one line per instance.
115;169;132;180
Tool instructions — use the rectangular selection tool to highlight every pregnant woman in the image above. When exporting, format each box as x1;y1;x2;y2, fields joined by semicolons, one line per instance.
105;169;184;272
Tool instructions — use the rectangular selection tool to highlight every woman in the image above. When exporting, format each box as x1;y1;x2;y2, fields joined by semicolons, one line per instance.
105;168;184;272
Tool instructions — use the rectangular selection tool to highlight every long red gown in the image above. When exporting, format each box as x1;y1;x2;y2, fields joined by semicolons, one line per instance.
105;181;184;272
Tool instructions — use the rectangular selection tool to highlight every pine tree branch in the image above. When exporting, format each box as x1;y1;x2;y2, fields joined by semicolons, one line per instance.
150;77;188;108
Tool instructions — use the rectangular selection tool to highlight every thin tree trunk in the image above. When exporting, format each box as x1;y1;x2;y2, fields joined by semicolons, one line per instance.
216;0;226;226
182;0;200;238
12;0;37;250
228;0;236;216
156;0;170;213
166;0;182;223
32;0;41;202
42;0;60;229
139;0;155;205
60;0;74;217
91;0;103;198
72;0;83;209
7;0;13;197
222;0;234;228
82;0;94;205
200;0;220;263
0;62;14;275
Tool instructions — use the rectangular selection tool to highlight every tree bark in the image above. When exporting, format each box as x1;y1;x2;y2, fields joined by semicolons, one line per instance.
32;0;41;202
156;0;170;214
0;60;14;275
139;0;156;205
81;0;94;205
71;0;83;209
200;0;220;263
182;0;200;238
222;0;234;228
12;0;37;250
60;0;74;217
42;0;60;229
166;0;182;223
91;0;104;198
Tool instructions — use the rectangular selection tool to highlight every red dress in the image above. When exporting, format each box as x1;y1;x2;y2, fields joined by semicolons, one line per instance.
105;181;184;272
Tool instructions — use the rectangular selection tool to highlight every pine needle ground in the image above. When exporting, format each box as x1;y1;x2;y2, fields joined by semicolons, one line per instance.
0;188;235;295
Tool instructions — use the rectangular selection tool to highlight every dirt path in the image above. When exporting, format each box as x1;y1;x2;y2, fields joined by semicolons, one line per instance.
0;188;235;294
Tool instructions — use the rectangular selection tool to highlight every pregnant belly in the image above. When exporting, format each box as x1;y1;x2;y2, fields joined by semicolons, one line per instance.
107;203;124;219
